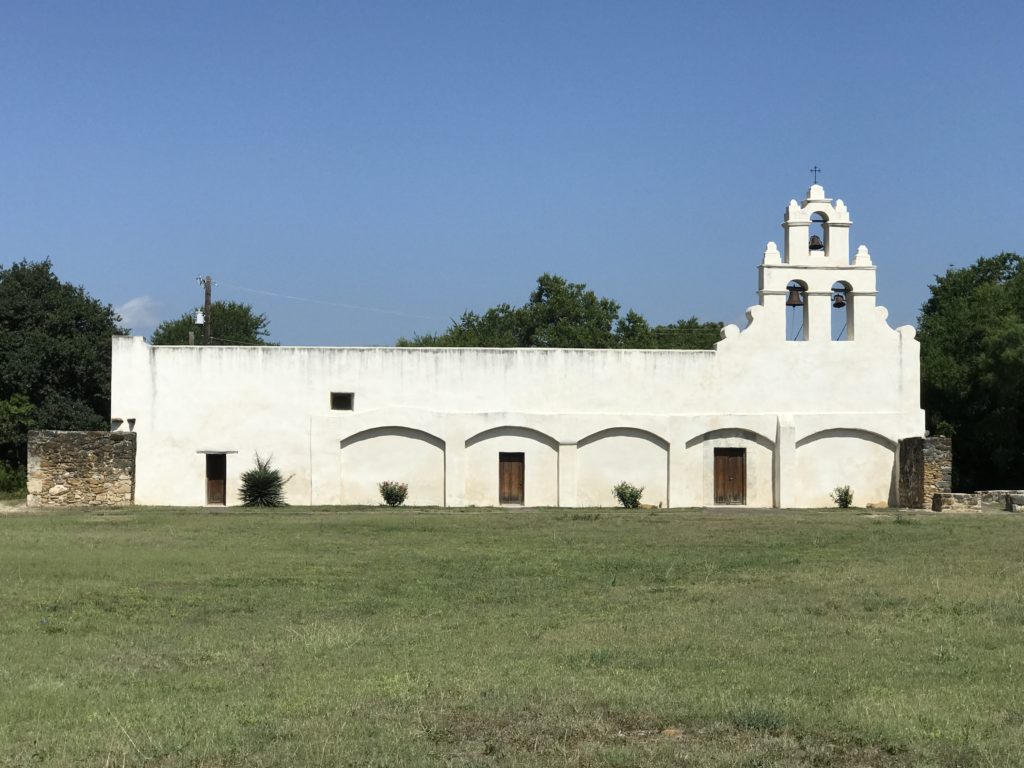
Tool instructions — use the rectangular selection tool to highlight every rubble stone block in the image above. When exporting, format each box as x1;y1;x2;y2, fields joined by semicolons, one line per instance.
27;430;136;508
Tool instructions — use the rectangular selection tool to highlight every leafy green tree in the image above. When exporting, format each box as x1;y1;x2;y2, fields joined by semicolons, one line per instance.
647;317;724;350
0;394;36;469
0;259;125;471
523;274;621;347
151;301;272;345
918;253;1024;490
615;309;656;348
398;273;722;350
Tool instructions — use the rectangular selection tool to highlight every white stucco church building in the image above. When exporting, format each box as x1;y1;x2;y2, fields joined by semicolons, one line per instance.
111;185;925;508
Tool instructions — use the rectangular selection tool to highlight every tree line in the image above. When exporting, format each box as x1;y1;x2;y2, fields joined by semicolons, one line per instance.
1;257;1021;494
397;273;724;349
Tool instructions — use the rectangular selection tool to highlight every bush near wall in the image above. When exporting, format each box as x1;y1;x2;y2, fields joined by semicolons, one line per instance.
379;481;409;507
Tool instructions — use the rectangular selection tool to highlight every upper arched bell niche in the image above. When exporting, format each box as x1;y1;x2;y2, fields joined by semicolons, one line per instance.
809;211;828;255
783;186;851;264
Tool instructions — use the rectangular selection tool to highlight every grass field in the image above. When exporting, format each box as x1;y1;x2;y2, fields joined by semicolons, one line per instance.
1;506;1023;767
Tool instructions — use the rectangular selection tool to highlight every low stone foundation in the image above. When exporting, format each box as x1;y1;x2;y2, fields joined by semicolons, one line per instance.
976;490;1023;508
931;493;982;513
932;490;1024;513
27;430;136;507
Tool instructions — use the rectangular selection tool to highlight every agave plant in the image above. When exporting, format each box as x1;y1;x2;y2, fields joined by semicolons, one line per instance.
238;453;290;507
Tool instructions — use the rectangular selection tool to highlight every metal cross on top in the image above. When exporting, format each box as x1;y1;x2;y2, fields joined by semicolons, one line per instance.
809;165;822;183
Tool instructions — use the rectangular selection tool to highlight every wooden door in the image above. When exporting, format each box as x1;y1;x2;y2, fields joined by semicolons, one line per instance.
499;452;525;505
714;448;746;505
206;453;226;505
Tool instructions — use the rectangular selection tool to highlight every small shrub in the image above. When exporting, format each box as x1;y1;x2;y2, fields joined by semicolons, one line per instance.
378;481;408;507
831;485;853;508
613;482;644;509
238;454;290;507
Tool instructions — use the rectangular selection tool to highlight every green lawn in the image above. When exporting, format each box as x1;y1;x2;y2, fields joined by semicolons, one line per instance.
1;507;1023;767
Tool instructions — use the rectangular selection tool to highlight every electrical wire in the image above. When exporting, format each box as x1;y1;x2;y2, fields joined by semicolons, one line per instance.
217;281;437;321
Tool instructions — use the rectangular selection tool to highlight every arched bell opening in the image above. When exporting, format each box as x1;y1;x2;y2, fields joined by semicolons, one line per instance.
831;281;853;341
809;212;829;256
785;280;808;341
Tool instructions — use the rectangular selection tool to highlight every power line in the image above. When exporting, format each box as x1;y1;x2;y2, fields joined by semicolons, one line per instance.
650;327;724;333
218;281;437;321
211;279;737;330
208;336;269;346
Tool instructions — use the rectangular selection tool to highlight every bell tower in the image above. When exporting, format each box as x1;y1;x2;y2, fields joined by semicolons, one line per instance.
757;184;877;342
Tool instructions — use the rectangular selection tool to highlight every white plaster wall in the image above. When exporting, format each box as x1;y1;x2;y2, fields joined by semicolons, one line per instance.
109;186;926;509
463;428;558;507
111;335;923;508
793;431;896;508
339;429;444;506
112;335;916;424
576;430;668;507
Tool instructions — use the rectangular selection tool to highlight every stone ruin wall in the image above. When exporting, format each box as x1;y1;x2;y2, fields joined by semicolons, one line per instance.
898;436;952;509
921;436;953;503
900;436;1022;512
27;430;136;507
933;491;1024;513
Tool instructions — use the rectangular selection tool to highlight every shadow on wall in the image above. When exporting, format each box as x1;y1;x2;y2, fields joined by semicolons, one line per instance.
465;426;559;449
341;426;445;451
578;427;669;450
684;427;774;451
794;427;896;452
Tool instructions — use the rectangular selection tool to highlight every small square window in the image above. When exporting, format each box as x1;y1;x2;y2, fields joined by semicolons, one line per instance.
331;392;354;410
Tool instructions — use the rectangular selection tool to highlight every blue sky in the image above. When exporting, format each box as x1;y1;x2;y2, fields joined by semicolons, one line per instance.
2;1;1022;345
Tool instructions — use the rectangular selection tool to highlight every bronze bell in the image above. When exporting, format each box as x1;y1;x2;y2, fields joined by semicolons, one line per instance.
809;234;825;251
832;291;847;309
785;284;805;307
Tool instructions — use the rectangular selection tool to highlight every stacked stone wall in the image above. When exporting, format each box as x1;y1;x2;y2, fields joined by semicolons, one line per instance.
931;493;982;512
932;491;1024;513
27;430;136;507
898;436;952;509
922;436;952;501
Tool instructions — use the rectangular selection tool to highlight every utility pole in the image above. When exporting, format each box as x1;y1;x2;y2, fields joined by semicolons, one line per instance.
196;275;213;345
